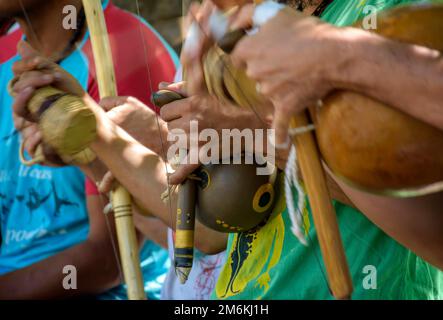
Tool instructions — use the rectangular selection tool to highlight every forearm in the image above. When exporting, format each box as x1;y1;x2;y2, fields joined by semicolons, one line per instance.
336;176;443;270
133;214;168;249
335;28;443;130
0;238;120;299
88;98;170;224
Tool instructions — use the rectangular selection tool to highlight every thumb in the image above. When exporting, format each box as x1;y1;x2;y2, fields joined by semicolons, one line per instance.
98;171;116;194
163;81;187;96
185;57;207;95
99;96;130;112
272;100;292;150
168;163;200;185
17;40;39;60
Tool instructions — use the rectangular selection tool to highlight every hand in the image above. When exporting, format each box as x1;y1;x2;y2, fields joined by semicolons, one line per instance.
162;2;269;184
100;96;169;159
230;5;344;145
181;0;216;67
10;41;85;166
160;83;258;134
12;113;67;166
12;41;85;121
12;115;41;156
98;171;117;195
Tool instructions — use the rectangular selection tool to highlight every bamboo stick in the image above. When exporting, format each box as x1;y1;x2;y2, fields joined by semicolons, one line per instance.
82;0;145;300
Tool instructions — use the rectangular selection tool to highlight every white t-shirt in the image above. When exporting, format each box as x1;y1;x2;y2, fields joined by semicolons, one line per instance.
161;228;225;300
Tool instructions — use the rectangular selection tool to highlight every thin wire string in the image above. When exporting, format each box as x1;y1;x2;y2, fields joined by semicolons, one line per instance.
134;0;176;232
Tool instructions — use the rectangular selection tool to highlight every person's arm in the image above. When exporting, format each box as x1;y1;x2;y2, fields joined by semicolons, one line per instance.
88;108;227;254
9;42;227;256
333;28;443;130
334;176;443;270
0;195;121;299
228;5;443;144
324;29;443;269
133;214;168;250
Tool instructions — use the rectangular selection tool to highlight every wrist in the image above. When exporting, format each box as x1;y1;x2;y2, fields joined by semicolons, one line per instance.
220;104;265;132
326;27;375;91
150;120;170;157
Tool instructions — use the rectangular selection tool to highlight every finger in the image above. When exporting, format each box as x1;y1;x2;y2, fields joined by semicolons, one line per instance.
158;81;172;90
182;2;214;64
12;115;25;131
13;113;33;131
12;87;36;121
166;117;192;135
13;72;55;93
99;96;130;111
183;2;201;33
168;163;200;185
20;121;39;138
272;101;292;149
182;20;204;62
230;34;255;70
228;3;254;30
182;22;210;95
98;171;116;194
41;143;65;167
12;58;39;76
23;127;43;156
13;56;54;76
212;0;250;11
185;59;207;95
163;81;187;96
159;99;189;122
193;0;215;37
17;40;40;60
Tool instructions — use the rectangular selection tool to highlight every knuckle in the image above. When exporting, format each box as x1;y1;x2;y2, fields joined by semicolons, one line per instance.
260;83;273;96
159;106;167;119
124;96;135;104
245;66;256;80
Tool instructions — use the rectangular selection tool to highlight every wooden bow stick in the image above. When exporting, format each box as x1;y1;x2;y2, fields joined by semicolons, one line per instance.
82;0;145;300
291;114;353;299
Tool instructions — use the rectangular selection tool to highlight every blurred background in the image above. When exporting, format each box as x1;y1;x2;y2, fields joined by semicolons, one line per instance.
113;0;194;53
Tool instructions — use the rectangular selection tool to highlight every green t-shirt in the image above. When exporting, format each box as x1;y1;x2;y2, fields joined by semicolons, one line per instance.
321;0;443;26
212;0;443;300
213;175;442;300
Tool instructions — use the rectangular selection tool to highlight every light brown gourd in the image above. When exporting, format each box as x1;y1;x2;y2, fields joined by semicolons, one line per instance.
315;4;443;197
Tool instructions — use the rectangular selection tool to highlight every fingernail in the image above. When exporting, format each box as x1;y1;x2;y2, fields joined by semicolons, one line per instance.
42;74;52;81
53;72;63;80
159;81;170;89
